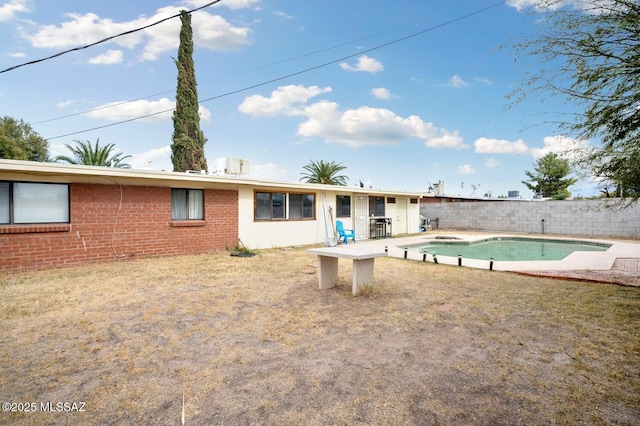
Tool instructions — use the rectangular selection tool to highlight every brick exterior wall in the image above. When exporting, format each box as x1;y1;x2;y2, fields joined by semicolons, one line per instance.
0;183;239;272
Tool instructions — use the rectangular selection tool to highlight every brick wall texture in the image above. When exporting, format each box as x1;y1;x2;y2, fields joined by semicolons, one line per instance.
421;199;640;238
0;183;239;272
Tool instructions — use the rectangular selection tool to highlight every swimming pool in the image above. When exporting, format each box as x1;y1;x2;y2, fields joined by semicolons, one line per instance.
406;237;611;262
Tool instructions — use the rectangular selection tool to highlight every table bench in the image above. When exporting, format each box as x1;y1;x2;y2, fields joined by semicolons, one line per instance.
307;247;387;295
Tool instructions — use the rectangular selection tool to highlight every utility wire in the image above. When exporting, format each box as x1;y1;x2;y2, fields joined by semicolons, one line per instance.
34;24;411;126
0;0;223;74
46;0;507;141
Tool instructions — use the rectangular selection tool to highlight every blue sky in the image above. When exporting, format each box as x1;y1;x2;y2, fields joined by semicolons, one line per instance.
0;0;598;198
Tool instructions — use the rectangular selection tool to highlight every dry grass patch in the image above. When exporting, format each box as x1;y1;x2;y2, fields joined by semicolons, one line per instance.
1;248;639;425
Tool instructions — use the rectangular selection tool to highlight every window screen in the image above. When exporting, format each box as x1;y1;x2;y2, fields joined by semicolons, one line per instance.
13;182;69;223
0;182;9;224
289;194;315;219
255;192;286;220
369;196;385;217
336;195;351;217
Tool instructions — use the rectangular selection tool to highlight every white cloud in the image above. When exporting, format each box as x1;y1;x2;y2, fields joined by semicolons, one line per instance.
192;13;251;51
249;163;291;181
299;103;453;148
238;85;332;117
239;84;466;149
339;55;383;73
139;9;252;61
424;130;465;149
274;10;294;19
410;77;424;85
529;135;590;159
187;0;262;10
49;143;72;159
128;145;172;170
25;6;250;62
474;137;530;155
473;77;493;85
57;99;75;108
85;98;212;122
457;164;476;175
9;52;26;58
371;87;393;100
297;104;463;148
484;157;501;168
447;74;469;88
0;0;29;22
88;49;123;65
505;0;569;11
507;0;544;11
27;12;143;49
506;0;605;12
475;135;590;159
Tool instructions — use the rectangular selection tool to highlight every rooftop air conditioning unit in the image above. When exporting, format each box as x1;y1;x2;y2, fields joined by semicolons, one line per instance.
212;157;250;176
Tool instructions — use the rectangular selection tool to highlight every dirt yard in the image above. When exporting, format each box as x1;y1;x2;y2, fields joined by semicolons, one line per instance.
1;248;639;425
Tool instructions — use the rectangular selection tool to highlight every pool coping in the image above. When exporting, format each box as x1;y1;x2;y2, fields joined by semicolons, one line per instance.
352;232;640;272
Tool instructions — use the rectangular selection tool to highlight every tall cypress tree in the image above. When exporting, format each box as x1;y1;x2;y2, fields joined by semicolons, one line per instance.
171;10;208;172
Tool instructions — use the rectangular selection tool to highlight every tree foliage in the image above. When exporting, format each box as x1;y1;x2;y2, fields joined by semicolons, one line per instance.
171;10;207;173
0;116;50;162
509;0;640;205
522;152;577;199
300;160;349;185
55;139;131;168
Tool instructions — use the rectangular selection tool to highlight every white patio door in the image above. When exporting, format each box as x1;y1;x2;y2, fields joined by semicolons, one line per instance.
354;195;369;240
396;198;408;234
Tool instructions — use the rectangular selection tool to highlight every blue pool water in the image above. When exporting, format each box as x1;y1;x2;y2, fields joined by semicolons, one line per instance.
406;237;610;262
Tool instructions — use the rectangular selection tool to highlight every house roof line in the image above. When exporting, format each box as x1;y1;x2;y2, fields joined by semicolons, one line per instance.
0;159;429;197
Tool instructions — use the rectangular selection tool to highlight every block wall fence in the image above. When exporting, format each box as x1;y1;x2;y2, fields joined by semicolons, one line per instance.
420;199;640;239
0;183;239;273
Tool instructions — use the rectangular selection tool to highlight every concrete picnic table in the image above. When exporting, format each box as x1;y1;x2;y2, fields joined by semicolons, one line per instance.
307;247;388;295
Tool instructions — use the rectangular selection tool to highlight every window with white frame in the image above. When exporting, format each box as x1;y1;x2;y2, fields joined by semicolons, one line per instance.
171;188;204;220
0;181;70;224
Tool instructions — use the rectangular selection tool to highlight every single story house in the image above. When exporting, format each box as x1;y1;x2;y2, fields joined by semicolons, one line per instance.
0;159;424;272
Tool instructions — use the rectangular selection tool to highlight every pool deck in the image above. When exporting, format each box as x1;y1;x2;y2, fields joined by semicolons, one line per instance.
350;232;640;286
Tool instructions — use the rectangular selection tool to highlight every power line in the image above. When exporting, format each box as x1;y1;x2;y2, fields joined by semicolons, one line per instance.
34;92;172;125
34;24;411;126
45;0;507;141
0;0;223;74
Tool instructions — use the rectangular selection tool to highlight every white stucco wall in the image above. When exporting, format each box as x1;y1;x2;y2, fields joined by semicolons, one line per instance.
238;187;421;249
420;199;640;238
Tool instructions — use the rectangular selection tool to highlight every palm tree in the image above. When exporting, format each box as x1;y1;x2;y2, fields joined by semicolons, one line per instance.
300;160;348;185
55;139;132;168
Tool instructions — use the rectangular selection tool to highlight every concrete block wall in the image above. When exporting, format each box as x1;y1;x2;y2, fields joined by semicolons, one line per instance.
421;199;640;238
0;183;239;272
